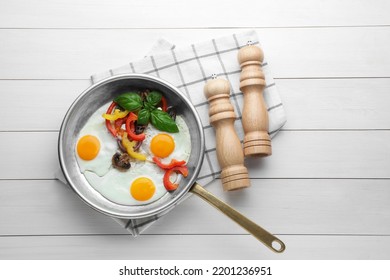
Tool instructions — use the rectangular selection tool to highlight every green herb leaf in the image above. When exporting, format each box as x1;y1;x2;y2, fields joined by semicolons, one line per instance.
150;109;179;133
137;109;150;125
146;91;162;107
114;92;142;112
144;101;156;112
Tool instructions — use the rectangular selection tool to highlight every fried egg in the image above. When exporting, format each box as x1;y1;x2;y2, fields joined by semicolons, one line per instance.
84;159;167;205
75;105;117;176
142;116;191;164
77;103;192;206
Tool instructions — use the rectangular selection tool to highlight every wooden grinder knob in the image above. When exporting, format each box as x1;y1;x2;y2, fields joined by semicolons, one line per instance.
204;78;250;191
238;45;272;157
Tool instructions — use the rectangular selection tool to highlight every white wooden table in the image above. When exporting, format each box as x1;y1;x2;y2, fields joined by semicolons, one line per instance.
1;0;389;259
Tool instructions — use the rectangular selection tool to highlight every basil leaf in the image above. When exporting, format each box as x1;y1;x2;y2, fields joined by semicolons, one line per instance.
150;109;179;133
146;91;162;107
144;101;155;112
114;92;142;111
137;109;150;125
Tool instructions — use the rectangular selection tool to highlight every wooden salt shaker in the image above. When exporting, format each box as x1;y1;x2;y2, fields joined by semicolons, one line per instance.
238;44;272;157
204;78;250;191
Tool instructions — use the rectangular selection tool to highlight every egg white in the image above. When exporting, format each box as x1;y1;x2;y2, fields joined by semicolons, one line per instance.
142;115;192;164
84;161;167;205
77;103;192;206
75;105;118;177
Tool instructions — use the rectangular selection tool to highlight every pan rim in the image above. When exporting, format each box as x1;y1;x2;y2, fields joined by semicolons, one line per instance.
58;73;205;219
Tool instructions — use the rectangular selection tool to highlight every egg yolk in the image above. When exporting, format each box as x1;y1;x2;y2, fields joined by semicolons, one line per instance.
130;177;156;201
77;135;100;161
150;134;175;158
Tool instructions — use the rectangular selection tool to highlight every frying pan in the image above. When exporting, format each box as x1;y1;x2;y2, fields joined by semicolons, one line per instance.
58;74;285;253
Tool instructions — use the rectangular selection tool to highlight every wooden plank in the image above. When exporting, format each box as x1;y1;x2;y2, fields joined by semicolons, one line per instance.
1;78;390;131
0;179;389;236
0;180;128;235
1;234;389;259
1;0;389;28
0;132;60;179
0;131;389;180
0;80;90;131
1;27;390;79
278;78;390;130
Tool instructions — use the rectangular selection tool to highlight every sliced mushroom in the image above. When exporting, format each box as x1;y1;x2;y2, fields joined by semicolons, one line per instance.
134;122;146;134
112;152;131;172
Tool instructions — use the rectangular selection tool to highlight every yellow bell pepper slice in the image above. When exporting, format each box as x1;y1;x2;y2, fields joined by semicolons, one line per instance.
102;109;129;121
122;132;146;161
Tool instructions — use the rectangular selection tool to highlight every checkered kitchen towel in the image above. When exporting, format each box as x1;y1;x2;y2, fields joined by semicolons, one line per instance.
58;30;287;235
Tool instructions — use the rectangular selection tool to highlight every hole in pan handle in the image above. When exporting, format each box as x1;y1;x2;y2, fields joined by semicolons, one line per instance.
189;182;286;253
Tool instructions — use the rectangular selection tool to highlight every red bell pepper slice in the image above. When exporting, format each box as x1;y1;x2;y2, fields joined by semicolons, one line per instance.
163;166;189;192
160;96;168;112
114;116;127;136
114;117;126;129
152;157;186;170
125;112;145;142
105;101;118;137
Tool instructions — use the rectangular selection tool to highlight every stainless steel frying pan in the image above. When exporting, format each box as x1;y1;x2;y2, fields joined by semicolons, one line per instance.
58;74;285;253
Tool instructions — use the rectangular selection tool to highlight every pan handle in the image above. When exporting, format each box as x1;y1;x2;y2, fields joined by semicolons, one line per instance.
190;182;285;253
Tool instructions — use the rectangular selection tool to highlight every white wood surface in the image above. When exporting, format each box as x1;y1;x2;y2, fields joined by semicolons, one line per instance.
0;0;389;260
1;179;390;235
1;0;389;28
2;78;390;131
1;130;390;179
1;28;390;79
2;235;390;260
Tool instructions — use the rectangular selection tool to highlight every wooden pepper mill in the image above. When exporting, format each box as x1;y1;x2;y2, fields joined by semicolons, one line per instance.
238;44;272;157
204;78;250;191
